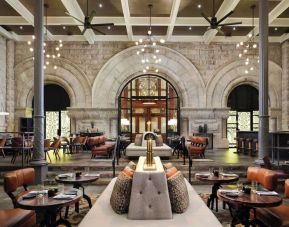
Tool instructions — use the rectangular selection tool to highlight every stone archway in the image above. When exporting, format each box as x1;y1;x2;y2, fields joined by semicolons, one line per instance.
92;45;205;109
14;57;91;109
206;59;282;109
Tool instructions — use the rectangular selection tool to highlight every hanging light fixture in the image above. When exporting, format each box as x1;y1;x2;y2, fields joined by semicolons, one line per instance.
236;5;258;73
27;4;63;70
135;4;165;73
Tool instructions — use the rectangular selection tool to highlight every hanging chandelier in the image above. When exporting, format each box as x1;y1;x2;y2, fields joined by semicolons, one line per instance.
27;4;63;70
236;5;258;74
135;4;165;73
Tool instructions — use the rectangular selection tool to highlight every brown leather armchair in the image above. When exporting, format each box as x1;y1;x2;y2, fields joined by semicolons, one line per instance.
187;136;208;158
3;168;35;207
256;179;289;227
0;208;36;227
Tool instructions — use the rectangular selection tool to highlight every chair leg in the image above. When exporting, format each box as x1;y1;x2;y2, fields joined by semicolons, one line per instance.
1;149;5;158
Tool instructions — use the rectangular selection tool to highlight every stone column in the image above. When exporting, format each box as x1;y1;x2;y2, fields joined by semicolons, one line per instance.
6;40;15;132
0;36;7;131
258;0;270;160
281;41;289;130
30;0;47;183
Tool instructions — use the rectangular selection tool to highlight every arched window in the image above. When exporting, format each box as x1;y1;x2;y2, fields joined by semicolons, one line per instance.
227;85;259;147
118;74;179;141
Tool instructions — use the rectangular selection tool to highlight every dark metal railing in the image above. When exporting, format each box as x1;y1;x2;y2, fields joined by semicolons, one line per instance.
112;136;121;178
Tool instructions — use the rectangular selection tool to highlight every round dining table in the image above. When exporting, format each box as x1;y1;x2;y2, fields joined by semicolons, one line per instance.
17;193;81;227
196;172;239;212
218;189;282;227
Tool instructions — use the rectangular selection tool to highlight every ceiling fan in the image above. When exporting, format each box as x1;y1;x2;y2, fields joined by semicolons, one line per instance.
201;0;242;34
65;0;114;35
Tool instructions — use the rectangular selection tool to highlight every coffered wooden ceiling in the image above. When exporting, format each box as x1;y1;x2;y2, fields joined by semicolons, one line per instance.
0;0;288;44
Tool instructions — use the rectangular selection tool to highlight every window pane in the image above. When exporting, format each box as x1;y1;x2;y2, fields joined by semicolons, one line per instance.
238;112;251;131
60;111;70;137
46;111;59;139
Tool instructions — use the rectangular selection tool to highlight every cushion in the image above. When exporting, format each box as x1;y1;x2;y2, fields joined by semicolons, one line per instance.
166;167;178;178
167;171;189;213
122;166;134;177
134;134;143;146
127;161;136;170
163;162;174;169
155;135;163;146
110;172;133;214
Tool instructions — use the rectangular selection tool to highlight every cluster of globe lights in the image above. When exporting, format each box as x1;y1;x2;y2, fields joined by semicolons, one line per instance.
135;4;165;74
236;32;259;74
28;35;63;70
135;34;165;73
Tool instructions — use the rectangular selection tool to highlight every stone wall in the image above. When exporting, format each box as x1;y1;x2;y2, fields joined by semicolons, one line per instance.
0;36;7;131
12;40;285;148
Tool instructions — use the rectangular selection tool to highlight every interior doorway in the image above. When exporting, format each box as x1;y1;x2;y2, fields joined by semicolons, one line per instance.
33;84;71;139
118;75;179;141
227;85;259;147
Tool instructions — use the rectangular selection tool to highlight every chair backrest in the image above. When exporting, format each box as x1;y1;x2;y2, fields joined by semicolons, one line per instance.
285;179;289;198
44;139;51;148
0;138;6;147
4;168;35;206
51;139;61;149
190;136;208;147
247;166;278;191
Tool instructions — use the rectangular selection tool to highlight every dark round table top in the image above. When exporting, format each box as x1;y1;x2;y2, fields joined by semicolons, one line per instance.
195;173;239;184
55;173;99;184
218;191;282;208
17;194;81;211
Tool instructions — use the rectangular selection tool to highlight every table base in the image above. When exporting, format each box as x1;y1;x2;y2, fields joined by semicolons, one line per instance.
207;182;220;212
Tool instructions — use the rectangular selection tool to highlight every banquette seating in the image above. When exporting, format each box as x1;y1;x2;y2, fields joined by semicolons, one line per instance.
247;166;279;191
187;136;208;158
2;168;36;227
88;136;115;158
255;179;289;227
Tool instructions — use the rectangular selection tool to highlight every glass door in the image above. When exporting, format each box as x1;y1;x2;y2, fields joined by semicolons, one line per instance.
45;111;70;139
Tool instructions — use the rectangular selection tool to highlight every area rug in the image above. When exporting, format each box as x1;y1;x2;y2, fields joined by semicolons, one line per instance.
59;193;100;227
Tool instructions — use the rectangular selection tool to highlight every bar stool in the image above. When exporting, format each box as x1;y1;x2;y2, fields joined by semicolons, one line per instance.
246;138;253;156
253;139;258;156
239;137;245;154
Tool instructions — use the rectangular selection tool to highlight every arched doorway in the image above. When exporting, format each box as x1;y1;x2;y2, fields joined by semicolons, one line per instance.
33;84;71;139
227;85;259;147
118;74;180;140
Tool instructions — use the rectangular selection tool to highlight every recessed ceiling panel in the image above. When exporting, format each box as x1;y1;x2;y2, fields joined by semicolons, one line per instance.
20;0;67;16
269;27;289;36
48;26;82;35
173;26;207;36
216;26;252;36
77;0;123;17
2;25;34;35
178;0;224;17
233;0;280;18
129;0;173;17
132;26;167;36
279;7;289;18
93;25;127;35
0;1;20;16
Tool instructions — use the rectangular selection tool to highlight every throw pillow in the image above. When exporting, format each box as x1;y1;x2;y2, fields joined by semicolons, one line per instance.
155;135;163;146
122;166;134;177
127;161;136;170
134;134;143;146
163;162;174;169
165;166;178;178
167;171;189;213
110;171;133;214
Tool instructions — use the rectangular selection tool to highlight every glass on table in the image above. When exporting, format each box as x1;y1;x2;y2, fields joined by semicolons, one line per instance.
85;166;90;174
251;181;258;193
58;183;65;194
236;181;243;192
219;167;224;175
209;167;214;176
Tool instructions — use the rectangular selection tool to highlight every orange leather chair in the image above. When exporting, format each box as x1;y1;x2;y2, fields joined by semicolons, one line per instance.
3;168;35;207
256;179;289;227
187;136;208;158
0;208;36;227
247;166;279;191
